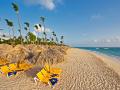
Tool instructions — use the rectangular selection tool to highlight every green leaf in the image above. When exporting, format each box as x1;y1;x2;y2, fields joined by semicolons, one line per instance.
40;16;45;22
39;24;42;27
5;19;13;27
24;22;29;27
34;25;38;29
24;27;28;31
12;3;19;12
61;36;64;39
28;32;36;42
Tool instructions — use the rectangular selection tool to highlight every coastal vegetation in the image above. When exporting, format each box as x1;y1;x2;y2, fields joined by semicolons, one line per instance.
0;3;64;46
0;3;68;67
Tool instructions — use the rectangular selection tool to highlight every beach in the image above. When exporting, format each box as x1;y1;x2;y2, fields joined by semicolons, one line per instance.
0;48;120;90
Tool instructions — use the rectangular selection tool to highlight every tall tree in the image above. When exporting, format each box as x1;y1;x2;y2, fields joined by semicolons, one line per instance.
24;22;30;44
34;24;41;44
5;19;15;44
52;31;57;42
24;22;30;32
40;16;47;42
60;35;64;45
56;37;59;44
12;2;22;44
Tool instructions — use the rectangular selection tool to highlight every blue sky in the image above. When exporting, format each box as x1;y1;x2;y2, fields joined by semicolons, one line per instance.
0;0;120;47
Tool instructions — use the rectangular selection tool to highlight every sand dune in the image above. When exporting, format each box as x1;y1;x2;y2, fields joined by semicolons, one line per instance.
0;48;120;90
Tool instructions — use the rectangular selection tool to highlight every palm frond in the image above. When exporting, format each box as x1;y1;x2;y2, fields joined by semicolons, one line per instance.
61;36;64;39
39;24;42;27
40;16;45;22
24;22;29;27
34;25;38;29
12;3;19;12
24;27;28;31
5;19;13;27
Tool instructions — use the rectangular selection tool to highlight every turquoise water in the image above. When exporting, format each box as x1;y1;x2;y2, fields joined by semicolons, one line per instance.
76;47;120;60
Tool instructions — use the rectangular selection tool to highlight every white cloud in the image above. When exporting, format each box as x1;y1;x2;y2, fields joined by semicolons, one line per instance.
91;14;103;20
24;0;62;10
93;36;120;44
93;39;98;43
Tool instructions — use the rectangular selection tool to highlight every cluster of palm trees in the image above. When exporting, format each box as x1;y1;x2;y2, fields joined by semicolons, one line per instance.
0;2;64;45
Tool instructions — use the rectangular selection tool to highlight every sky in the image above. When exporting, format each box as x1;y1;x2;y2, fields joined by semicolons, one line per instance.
0;0;120;47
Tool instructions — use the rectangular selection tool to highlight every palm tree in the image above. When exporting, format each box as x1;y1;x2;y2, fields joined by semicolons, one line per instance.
12;2;22;44
52;31;55;41
2;34;6;37
34;24;41;44
5;19;15;44
56;37;59;44
43;32;47;42
52;31;57;43
24;22;30;32
24;22;30;44
24;27;28;44
40;16;47;42
60;35;64;45
34;24;39;30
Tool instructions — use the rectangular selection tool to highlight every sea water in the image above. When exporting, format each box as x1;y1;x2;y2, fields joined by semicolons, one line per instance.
76;47;120;60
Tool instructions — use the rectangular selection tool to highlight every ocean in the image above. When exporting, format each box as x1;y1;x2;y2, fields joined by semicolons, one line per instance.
76;47;120;60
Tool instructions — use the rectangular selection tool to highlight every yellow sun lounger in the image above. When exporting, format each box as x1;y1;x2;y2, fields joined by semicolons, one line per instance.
36;68;51;83
0;65;12;74
0;63;33;76
9;63;19;71
35;64;62;86
44;64;62;75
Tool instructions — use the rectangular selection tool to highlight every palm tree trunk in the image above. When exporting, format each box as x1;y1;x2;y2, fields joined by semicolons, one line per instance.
12;27;14;39
43;22;46;42
27;31;29;44
8;29;11;44
27;31;30;44
17;13;22;44
12;27;15;45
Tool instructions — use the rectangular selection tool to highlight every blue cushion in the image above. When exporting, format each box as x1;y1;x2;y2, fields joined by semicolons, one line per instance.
8;71;17;77
49;78;58;86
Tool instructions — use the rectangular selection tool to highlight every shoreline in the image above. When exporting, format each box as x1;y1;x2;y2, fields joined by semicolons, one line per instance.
77;47;120;61
79;48;120;76
88;50;120;76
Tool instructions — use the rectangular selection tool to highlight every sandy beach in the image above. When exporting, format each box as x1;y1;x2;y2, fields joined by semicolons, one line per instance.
0;48;120;90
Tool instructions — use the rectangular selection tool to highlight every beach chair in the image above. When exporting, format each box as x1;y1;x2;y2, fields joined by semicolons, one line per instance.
0;65;12;74
9;63;19;71
0;63;33;77
44;64;62;78
0;65;16;77
34;64;62;87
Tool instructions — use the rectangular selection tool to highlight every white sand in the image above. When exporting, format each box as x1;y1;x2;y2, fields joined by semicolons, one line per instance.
0;48;120;90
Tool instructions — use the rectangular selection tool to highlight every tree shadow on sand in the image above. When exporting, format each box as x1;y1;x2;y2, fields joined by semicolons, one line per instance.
25;66;43;78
